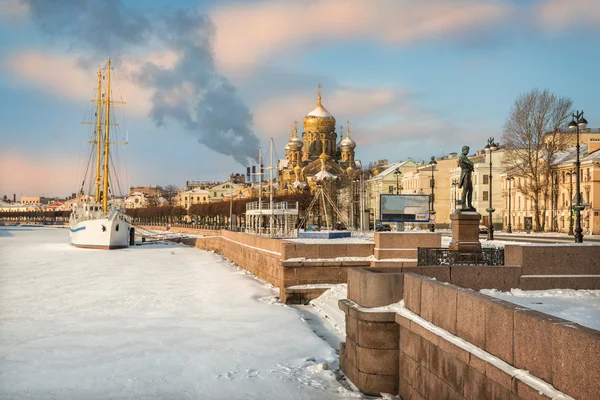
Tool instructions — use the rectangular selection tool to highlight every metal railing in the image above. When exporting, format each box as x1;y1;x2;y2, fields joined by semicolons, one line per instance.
417;247;504;266
245;201;297;211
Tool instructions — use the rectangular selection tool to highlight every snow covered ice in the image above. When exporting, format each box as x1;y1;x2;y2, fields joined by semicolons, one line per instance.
0;228;366;399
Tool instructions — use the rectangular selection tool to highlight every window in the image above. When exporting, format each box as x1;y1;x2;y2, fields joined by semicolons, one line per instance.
483;175;489;184
389;186;394;194
214;192;217;197
483;191;489;201
562;193;565;208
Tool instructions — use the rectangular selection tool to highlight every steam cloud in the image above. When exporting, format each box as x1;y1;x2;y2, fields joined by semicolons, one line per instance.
23;0;259;165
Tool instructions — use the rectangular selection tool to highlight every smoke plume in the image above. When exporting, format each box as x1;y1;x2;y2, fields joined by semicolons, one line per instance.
23;0;259;165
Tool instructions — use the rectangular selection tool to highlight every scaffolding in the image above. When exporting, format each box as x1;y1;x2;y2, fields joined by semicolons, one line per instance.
245;200;299;237
299;182;350;230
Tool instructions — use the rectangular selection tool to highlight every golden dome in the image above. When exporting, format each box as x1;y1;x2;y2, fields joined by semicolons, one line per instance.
340;120;356;149
303;84;336;128
286;121;303;151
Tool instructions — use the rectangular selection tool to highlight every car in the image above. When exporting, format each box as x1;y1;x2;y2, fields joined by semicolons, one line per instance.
334;222;347;230
376;223;392;232
479;225;488;234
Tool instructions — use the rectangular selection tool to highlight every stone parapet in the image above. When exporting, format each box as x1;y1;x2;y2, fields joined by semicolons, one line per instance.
402;273;599;400
505;243;600;275
280;242;374;260
374;232;441;251
520;274;600;290
347;267;404;308
374;248;417;259
338;299;399;396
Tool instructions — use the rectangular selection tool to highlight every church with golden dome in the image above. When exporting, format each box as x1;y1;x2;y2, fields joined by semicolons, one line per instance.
278;84;358;192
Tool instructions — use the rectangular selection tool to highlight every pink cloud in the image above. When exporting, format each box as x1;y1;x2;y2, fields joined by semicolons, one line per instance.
211;0;514;75
253;86;403;141
534;0;600;29
0;149;150;199
0;152;78;198
5;50;182;117
0;0;28;22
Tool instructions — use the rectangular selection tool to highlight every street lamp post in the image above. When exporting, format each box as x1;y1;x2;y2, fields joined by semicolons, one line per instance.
568;110;588;243
506;176;514;233
394;168;401;194
428;156;437;232
451;178;459;213
566;169;574;236
484;137;499;240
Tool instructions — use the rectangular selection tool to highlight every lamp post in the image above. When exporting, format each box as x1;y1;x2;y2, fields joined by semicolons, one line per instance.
428;156;437;232
484;137;499;240
566;169;574;236
506;176;514;233
353;178;359;230
394;168;401;194
568;110;588;243
451;178;459;213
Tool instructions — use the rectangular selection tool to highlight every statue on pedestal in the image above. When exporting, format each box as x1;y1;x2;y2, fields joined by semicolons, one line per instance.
458;145;476;212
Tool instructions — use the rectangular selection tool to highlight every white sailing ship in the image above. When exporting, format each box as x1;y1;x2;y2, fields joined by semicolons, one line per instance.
69;59;132;249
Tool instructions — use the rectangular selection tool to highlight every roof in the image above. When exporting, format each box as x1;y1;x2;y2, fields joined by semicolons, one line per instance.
313;168;337;181
182;189;210;194
367;160;414;182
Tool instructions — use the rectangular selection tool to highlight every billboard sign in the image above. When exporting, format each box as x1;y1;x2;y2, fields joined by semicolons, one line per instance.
380;194;430;222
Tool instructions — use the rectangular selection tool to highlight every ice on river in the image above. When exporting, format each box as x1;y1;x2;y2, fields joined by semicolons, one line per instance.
0;227;365;399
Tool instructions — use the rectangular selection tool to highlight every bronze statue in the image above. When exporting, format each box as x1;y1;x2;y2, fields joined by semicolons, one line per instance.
458;145;476;211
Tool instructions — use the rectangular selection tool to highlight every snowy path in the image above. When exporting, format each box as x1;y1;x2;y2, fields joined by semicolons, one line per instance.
0;228;365;400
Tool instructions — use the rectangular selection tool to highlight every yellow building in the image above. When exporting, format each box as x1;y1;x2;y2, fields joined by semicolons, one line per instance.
366;160;417;223
501;136;600;234
123;192;149;209
180;189;210;210
208;181;244;202
20;196;41;205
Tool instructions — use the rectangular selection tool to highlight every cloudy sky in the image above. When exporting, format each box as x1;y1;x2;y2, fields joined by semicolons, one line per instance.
1;0;599;198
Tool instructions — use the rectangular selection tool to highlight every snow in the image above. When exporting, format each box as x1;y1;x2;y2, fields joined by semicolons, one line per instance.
292;285;348;352
481;288;600;331
306;106;333;118
0;227;365;399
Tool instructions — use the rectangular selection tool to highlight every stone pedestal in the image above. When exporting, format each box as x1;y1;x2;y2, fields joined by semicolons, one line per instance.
449;211;482;252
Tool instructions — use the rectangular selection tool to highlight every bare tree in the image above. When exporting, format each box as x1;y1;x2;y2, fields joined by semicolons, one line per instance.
502;89;573;231
163;185;179;204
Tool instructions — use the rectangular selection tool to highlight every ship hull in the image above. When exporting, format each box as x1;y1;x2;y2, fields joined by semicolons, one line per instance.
69;217;131;250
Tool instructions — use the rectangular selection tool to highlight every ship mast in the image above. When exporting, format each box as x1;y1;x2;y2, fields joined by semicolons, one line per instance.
102;58;112;214
94;68;103;202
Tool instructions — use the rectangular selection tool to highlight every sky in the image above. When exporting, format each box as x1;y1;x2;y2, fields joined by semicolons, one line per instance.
0;0;599;198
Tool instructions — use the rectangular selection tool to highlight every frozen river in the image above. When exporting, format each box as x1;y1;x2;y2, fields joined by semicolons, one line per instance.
0;227;363;399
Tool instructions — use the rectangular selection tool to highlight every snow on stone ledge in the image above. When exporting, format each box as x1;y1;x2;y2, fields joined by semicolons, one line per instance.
349;299;575;400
